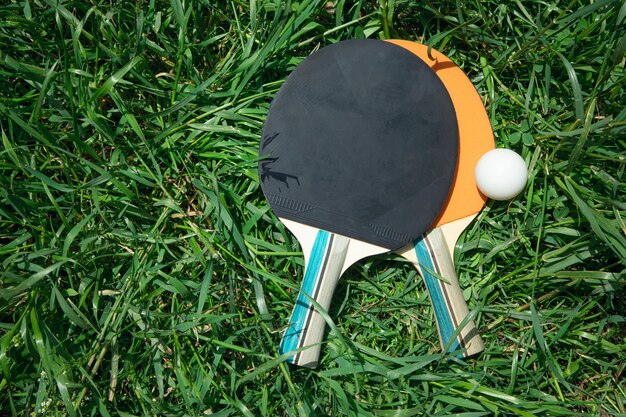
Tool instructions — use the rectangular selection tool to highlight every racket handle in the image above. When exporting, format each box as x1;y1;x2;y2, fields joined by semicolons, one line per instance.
413;228;484;357
279;231;349;368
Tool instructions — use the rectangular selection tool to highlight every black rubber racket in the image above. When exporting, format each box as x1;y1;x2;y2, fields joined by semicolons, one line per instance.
259;39;459;368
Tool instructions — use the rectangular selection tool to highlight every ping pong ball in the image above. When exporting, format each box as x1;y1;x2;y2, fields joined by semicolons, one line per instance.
475;149;528;201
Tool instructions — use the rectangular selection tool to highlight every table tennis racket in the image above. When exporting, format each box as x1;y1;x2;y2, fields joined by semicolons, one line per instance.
389;40;495;357
259;39;459;368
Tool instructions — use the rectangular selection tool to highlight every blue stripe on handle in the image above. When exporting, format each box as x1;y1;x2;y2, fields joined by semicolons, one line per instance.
280;230;330;357
414;237;460;353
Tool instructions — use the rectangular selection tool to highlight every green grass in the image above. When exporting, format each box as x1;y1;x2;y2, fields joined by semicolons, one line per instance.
0;0;624;415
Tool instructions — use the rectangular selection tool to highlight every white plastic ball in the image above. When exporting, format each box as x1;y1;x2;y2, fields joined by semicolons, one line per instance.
474;149;528;201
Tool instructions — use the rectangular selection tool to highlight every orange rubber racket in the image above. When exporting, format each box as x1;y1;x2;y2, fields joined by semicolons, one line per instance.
390;40;494;357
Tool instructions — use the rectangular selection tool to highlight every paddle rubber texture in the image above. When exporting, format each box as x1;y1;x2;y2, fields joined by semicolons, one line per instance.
259;39;458;250
387;40;495;227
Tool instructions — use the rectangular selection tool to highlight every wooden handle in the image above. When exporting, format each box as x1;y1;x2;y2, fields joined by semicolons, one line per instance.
279;231;349;368
412;227;484;357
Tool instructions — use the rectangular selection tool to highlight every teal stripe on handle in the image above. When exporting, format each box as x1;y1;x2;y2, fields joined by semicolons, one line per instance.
280;230;330;357
414;237;460;353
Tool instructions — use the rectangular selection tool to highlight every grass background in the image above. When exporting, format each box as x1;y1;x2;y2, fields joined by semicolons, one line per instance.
1;0;625;415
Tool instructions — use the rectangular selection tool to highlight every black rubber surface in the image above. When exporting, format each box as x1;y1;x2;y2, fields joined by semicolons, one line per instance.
259;39;458;250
